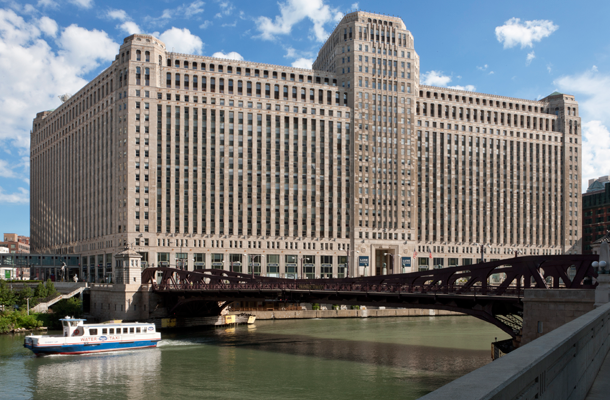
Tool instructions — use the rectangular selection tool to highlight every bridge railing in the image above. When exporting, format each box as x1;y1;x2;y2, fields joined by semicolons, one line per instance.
142;254;598;297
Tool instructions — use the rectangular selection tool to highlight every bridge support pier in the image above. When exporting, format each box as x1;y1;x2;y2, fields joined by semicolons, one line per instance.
89;283;156;322
522;289;595;345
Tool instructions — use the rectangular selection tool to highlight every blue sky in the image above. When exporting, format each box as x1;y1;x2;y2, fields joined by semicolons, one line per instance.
1;0;610;236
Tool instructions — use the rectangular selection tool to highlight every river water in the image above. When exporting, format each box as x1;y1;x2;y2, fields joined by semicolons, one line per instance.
0;316;508;400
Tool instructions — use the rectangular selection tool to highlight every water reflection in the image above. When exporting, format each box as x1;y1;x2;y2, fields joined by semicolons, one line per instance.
0;317;505;400
30;349;161;400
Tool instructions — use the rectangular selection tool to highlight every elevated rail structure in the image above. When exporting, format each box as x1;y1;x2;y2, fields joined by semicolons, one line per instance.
142;255;598;337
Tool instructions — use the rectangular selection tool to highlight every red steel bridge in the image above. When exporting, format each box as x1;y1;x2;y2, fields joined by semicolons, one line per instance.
141;254;599;337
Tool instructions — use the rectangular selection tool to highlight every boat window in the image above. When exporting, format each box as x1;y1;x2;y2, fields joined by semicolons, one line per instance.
130;327;135;334
109;328;114;334
136;327;141;333
90;329;98;335
70;321;79;327
102;328;108;334
123;328;128;334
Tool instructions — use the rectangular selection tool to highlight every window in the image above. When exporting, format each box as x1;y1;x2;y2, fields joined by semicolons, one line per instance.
89;329;98;335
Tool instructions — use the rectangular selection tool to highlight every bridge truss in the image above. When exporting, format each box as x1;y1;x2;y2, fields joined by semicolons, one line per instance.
141;255;598;337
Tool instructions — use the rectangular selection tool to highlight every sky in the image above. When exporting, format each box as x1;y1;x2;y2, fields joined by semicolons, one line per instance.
1;0;610;236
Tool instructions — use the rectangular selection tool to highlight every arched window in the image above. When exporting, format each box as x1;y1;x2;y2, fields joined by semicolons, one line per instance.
210;77;215;92
228;79;233;94
184;74;189;89
175;60;180;68
144;68;150;86
167;58;171;67
135;67;141;85
265;83;270;98
145;51;150;62
175;73;180;88
192;62;197;69
201;63;206;71
555;107;559;116
209;64;215;72
193;75;198;90
283;86;288;99
159;55;162;66
219;78;224;93
202;77;207;91
136;50;141;61
184;61;189;69
274;85;279;99
237;80;242;94
166;73;171;88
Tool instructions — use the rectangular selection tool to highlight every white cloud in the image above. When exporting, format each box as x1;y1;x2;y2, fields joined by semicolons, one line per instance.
291;58;313;69
211;51;243;60
68;0;94;9
216;0;234;16
477;64;488;71
351;2;359;9
449;84;476;92
160;27;203;54
526;51;535;65
147;1;206;27
421;71;476;92
495;18;558;49
199;20;213;29
107;9;129;21
222;21;237;27
581;121;610;186
120;21;141;35
0;9;119;154
256;0;344;42
421;71;452;86
554;68;610;187
37;0;59;8
38;16;58;37
0;187;29;204
0;159;16;179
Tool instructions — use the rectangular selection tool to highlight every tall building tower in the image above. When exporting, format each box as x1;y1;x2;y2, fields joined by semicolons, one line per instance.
30;11;581;282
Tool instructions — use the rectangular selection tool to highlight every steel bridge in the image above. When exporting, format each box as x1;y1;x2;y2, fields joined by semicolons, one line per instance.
141;254;599;337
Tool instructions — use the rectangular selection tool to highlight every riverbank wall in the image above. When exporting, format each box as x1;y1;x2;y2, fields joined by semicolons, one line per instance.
245;308;462;320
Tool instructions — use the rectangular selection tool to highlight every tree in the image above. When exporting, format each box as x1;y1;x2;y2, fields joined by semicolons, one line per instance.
45;279;57;297
17;286;33;308
34;282;47;299
0;280;16;308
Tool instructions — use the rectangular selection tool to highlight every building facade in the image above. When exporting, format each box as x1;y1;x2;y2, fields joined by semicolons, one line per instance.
30;11;581;282
582;177;610;254
0;233;30;254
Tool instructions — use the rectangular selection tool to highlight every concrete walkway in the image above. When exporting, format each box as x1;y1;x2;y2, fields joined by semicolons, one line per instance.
586;347;610;400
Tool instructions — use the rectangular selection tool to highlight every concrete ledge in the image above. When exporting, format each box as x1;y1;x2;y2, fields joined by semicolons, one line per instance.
247;309;461;320
420;301;610;400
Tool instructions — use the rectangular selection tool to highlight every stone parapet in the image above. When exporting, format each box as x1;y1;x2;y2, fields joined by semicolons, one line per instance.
247;308;460;320
521;288;595;345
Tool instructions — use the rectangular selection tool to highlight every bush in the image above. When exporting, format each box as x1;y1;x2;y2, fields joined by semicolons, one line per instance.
351;305;360;310
34;282;48;299
45;279;57;297
0;310;44;334
332;305;339;310
47;297;82;329
311;303;320;310
0;280;16;308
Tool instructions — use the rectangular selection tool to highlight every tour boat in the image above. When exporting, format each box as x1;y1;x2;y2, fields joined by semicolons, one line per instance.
23;316;161;355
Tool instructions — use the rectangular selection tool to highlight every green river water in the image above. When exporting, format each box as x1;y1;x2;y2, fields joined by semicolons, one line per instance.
0;316;509;400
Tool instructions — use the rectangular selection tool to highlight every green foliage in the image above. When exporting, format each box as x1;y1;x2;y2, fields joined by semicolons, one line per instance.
34;282;47;299
332;305;339;310
46;297;82;329
0;280;16;308
45;279;57;297
351;305;360;310
0;310;44;334
16;286;35;308
311;303;320;310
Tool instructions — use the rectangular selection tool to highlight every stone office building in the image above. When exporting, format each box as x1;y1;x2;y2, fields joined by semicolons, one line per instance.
30;11;581;282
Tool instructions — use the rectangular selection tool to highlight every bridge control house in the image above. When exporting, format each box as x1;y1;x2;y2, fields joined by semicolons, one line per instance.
30;11;581;282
